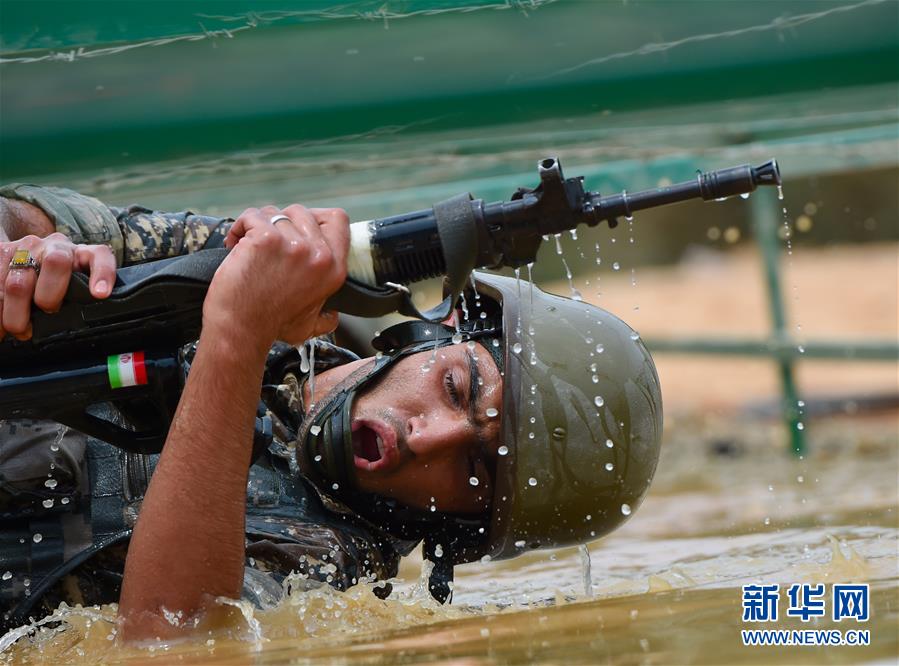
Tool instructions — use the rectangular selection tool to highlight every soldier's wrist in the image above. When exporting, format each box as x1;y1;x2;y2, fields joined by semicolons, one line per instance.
200;312;274;365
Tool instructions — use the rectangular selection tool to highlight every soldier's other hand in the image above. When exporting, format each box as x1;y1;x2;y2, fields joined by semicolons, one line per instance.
0;234;116;340
205;205;349;351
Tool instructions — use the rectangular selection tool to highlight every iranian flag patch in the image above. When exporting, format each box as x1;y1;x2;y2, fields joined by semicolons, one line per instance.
107;351;148;389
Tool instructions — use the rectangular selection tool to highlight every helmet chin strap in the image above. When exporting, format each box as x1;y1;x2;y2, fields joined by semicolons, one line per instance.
297;316;501;602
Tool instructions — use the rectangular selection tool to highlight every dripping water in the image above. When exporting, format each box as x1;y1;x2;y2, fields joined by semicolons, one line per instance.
579;544;593;597
526;262;535;335
560;257;583;301
514;267;522;337
307;341;316;407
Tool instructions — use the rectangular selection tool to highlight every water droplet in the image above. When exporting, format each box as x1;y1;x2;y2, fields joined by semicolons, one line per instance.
591;374;599;383
480;311;487;319
61;497;69;505
314;454;322;462
469;476;480;486
451;332;463;345
797;475;804;483
554;234;563;255
498;445;509;456
310;425;321;436
740;192;751;200
605;439;614;448
594;396;604;407
44;479;57;489
624;214;634;222
42;499;54;509
492;339;500;348
528;477;538;486
797;422;805;431
512;342;522;354
480;628;490;638
612;262;620;271
620;503;631;516
605;462;614;471
528;432;535;440
629;332;640;341
332;483;340;490
1;571;11;581
481;554;492;563
33;533;43;543
485;407;498;418
514;540;526;548
50;444;59;452
764;517;771;526
777;185;784;200
433;544;444;558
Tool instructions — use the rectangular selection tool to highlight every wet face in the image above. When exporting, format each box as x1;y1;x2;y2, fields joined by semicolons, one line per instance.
344;342;503;515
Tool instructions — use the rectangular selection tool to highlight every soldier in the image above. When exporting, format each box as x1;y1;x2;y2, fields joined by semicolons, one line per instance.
0;184;662;641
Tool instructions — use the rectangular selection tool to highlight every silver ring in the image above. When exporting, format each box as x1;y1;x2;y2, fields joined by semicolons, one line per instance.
9;248;40;273
269;214;292;226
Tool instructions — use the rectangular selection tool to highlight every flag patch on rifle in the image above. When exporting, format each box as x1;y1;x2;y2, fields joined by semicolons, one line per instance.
107;351;147;389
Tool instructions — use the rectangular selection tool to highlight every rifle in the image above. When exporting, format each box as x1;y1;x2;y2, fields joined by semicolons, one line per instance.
0;157;780;453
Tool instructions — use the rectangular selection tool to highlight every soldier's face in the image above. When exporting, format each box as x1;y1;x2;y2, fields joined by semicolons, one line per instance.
345;342;503;515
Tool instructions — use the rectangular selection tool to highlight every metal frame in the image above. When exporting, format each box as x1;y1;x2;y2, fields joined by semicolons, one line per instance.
646;187;898;456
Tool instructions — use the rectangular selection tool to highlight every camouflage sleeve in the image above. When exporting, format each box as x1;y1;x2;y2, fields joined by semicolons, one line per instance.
0;183;233;266
0;183;124;263
109;204;232;265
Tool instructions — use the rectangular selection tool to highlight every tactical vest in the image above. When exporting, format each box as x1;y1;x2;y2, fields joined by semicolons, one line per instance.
1;421;410;632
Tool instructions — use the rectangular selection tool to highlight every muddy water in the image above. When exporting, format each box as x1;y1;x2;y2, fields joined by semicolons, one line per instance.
3;416;896;664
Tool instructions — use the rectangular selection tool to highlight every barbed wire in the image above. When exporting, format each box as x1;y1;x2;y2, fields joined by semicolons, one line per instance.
0;1;557;64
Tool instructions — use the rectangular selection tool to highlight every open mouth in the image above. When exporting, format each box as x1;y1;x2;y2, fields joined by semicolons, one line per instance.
351;420;397;472
354;426;383;463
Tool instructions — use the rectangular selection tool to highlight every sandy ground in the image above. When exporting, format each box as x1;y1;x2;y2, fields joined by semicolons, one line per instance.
547;241;898;416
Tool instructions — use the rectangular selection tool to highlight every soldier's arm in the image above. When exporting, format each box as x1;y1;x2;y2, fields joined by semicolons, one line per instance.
0;196;54;241
118;205;347;641
0;184;232;265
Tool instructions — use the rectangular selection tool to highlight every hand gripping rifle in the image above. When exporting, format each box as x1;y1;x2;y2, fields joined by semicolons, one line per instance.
0;157;780;453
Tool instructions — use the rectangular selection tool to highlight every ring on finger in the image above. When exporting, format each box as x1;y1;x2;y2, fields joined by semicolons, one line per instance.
269;214;292;226
9;248;40;274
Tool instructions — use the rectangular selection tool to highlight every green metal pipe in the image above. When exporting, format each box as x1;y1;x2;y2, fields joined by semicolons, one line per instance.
643;338;899;361
750;188;805;457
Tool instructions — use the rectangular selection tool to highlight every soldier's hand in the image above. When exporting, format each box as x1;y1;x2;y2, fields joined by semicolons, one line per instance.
203;205;349;351
0;234;116;340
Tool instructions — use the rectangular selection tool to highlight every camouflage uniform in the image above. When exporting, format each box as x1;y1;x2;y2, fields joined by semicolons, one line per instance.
0;185;415;630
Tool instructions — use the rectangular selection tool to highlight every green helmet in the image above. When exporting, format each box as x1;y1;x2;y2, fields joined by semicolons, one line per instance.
301;270;662;600
473;270;663;562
